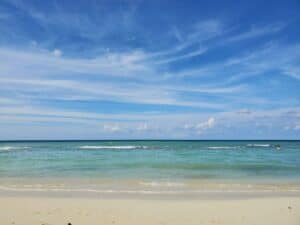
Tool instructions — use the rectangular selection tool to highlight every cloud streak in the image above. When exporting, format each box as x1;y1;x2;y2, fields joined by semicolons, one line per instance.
0;0;299;139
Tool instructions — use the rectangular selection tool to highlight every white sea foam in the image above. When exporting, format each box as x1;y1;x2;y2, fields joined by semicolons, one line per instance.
1;185;299;194
0;146;30;151
247;144;271;147
139;181;186;187
79;145;146;150
208;146;234;149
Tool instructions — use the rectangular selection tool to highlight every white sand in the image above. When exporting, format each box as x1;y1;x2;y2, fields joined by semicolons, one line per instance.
0;195;299;225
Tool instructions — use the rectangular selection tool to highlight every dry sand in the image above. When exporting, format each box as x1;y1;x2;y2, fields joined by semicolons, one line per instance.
0;195;299;225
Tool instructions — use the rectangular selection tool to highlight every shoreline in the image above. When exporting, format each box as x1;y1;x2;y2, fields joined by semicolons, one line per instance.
1;177;300;224
1;177;300;190
1;182;300;200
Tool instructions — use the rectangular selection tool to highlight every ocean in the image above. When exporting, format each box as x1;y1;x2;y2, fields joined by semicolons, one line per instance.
0;140;300;194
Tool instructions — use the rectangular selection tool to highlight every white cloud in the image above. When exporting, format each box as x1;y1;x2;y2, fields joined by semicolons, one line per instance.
285;124;300;131
136;123;148;131
52;49;62;57
172;26;184;42
0;48;151;80
154;47;207;64
0;14;299;139
282;66;300;80
184;117;216;134
147;19;224;59
0;78;228;108
103;124;121;132
225;23;284;43
0;105;299;139
196;117;215;130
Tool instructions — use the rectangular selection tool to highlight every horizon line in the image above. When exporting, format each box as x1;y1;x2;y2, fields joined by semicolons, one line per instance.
0;139;299;142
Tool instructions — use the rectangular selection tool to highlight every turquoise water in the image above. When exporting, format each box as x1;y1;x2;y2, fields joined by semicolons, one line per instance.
0;140;300;182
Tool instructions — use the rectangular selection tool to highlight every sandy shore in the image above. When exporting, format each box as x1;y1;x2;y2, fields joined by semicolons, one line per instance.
0;195;299;225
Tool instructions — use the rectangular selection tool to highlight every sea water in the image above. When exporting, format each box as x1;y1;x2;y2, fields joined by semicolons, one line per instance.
0;140;299;193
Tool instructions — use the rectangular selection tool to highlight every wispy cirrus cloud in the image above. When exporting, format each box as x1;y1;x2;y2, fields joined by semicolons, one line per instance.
224;23;285;43
1;105;299;139
0;77;240;109
0;0;299;139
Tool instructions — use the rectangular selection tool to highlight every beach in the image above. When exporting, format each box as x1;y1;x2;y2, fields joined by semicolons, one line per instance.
1;140;300;224
1;180;300;225
2;0;300;223
0;194;300;225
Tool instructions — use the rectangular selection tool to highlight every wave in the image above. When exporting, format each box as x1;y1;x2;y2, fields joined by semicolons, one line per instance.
247;144;271;147
208;146;235;149
0;146;30;151
79;145;146;150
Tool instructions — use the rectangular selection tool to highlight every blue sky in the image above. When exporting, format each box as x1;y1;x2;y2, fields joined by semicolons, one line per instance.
0;0;300;139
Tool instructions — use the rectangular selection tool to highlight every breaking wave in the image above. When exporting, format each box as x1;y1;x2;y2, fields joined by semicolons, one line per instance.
247;144;271;147
0;146;30;151
208;146;235;149
79;145;146;150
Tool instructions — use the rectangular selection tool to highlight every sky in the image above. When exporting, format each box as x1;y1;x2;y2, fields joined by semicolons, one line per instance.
0;0;300;140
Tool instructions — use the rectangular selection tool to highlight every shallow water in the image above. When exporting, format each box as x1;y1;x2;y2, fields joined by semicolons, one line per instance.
1;140;300;195
0;140;299;182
